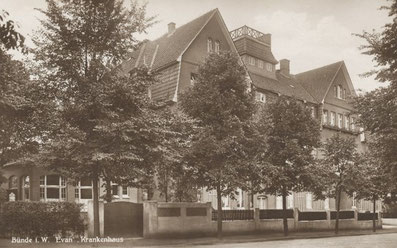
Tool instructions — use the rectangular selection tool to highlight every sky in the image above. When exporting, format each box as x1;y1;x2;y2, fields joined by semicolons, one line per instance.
2;0;392;92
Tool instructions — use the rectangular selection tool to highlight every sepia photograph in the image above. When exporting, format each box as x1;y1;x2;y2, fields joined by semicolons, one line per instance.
0;0;396;247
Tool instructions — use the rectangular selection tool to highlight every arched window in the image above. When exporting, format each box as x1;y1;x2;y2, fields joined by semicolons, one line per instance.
214;40;220;54
21;176;30;201
40;175;66;201
337;85;342;99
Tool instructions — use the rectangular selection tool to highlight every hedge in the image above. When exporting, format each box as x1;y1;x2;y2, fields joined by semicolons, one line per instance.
0;201;85;238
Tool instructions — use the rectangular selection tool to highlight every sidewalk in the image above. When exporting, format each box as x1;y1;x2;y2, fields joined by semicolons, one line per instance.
1;227;396;247
124;227;397;247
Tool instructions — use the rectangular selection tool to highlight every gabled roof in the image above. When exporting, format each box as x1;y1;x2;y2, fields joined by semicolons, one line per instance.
120;9;218;73
249;72;317;103
295;61;343;103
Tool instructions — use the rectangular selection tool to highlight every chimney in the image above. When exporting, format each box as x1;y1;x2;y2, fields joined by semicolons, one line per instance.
280;59;290;76
168;22;176;34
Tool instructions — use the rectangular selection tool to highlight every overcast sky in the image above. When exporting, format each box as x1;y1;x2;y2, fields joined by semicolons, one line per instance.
2;0;392;92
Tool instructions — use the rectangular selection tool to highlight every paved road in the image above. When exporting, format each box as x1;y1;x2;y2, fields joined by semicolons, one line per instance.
189;233;397;248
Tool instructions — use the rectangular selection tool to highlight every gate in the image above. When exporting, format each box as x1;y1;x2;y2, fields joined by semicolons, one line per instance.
104;202;143;237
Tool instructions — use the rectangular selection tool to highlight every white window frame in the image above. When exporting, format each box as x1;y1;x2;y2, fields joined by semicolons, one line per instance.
40;175;66;201
21;175;30;201
330;112;336;126
345;115;350;130
360;127;365;142
266;63;273;72
236;188;244;209
222;195;230;210
324;197;330;210
311;107;315;118
207;38;213;53
258;59;264;69
190;73;197;86
255;92;266;103
75;179;93;201
257;196;267;210
351;117;356;131
323;110;328;124
122;185;129;198
337;85;342;99
338;113;343;128
214;40;220;54
249;56;255;66
287;194;294;209
276;195;282;209
306;193;313;210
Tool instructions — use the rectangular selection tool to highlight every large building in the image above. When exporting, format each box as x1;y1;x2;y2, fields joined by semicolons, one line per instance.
2;9;378;212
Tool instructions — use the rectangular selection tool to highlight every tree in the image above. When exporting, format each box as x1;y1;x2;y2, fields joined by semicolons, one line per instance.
0;10;25;51
32;0;154;236
180;51;257;239
348;139;390;232
354;0;397;188
313;134;360;234
258;96;321;236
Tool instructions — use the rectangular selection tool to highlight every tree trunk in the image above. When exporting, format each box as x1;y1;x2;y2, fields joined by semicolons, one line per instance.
104;179;112;203
251;191;254;209
373;196;376;232
216;184;223;239
92;166;100;237
282;185;289;236
335;187;341;235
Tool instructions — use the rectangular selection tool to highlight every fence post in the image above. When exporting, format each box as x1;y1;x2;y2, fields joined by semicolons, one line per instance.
378;211;382;228
293;208;299;231
254;208;259;231
354;208;358;227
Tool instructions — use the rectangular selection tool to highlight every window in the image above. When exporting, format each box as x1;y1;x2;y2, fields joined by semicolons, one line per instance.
345;115;350;130
343;89;347;99
360;127;365;142
207;38;213;53
40;175;66;201
190;73;198;86
323;110;328;124
276;195;282;209
352;192;357;208
248;56;255;65
255;92;266;103
214;40;220;54
266;63;273;72
222;195;230;209
75;178;93;200
337;113;343;128
21;176;30;201
9;176;18;189
337;85;342;99
351;117;356;131
258;60;264;69
122;186;128;197
236;188;244;209
306;193;313;209
111;182;119;197
330;112;336;126
324;197;329;210
287;194;294;209
257;196;267;210
334;85;337;97
311;107;315;118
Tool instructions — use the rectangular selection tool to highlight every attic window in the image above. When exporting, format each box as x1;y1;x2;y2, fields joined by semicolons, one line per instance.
214;41;220;54
337;85;342;99
207;38;213;53
266;63;273;72
190;73;198;86
255;92;266;103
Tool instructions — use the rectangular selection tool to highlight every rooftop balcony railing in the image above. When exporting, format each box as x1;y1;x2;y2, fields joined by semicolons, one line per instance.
230;25;270;45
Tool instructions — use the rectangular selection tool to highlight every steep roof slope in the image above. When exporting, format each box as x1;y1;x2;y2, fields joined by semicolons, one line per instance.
120;9;217;73
250;72;317;103
295;61;343;103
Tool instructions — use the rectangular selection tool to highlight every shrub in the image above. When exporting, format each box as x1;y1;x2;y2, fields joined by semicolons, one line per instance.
0;201;85;238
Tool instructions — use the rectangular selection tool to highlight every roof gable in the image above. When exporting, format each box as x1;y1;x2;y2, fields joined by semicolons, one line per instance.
295;61;343;103
120;9;217;73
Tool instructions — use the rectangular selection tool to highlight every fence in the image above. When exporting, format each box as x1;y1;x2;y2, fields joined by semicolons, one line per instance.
212;210;254;221
382;212;397;218
358;212;378;221
142;202;383;238
330;210;355;220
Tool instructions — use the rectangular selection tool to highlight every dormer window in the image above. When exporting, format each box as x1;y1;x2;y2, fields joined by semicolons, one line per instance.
323;110;328;124
207;38;213;53
255;92;266;103
214;40;220;54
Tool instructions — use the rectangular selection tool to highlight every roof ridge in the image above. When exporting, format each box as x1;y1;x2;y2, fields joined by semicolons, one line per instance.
295;60;343;76
151;9;217;43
